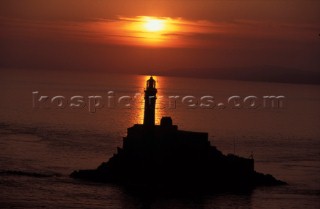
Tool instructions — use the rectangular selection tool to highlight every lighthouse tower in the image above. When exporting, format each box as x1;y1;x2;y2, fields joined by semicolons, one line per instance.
143;76;157;126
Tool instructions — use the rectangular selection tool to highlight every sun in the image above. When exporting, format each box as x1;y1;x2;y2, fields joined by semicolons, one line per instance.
143;17;165;32
121;16;180;46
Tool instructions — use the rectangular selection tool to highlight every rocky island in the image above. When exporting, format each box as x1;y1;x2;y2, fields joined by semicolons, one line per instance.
71;76;286;193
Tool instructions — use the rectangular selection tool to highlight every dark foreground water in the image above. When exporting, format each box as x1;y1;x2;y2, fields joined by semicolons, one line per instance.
0;69;319;208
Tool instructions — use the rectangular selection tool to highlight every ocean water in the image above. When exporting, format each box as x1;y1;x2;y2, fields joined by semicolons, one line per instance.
0;69;319;208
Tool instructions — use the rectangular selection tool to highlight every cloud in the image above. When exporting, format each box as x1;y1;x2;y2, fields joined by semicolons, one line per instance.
1;14;319;73
0;16;218;47
1;14;318;49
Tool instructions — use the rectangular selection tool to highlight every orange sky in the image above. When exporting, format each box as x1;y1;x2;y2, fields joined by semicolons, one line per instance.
0;0;319;80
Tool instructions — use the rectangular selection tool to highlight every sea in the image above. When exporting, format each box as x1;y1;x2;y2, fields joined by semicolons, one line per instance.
0;68;319;209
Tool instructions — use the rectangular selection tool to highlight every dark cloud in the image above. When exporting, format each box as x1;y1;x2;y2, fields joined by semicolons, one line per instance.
0;0;319;83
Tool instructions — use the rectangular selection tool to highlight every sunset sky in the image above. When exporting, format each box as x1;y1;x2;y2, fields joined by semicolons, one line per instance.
0;0;319;82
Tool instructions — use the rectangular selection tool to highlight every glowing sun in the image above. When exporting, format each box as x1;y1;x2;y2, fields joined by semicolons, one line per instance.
143;17;166;32
120;16;180;46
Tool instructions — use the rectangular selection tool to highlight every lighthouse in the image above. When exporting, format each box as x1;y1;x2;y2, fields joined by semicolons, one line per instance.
143;76;157;126
71;75;277;192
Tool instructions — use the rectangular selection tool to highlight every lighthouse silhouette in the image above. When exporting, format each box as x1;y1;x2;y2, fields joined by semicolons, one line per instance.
143;76;157;126
71;76;285;191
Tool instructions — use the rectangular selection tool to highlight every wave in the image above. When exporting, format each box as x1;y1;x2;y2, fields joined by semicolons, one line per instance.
0;169;62;178
0;122;112;141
